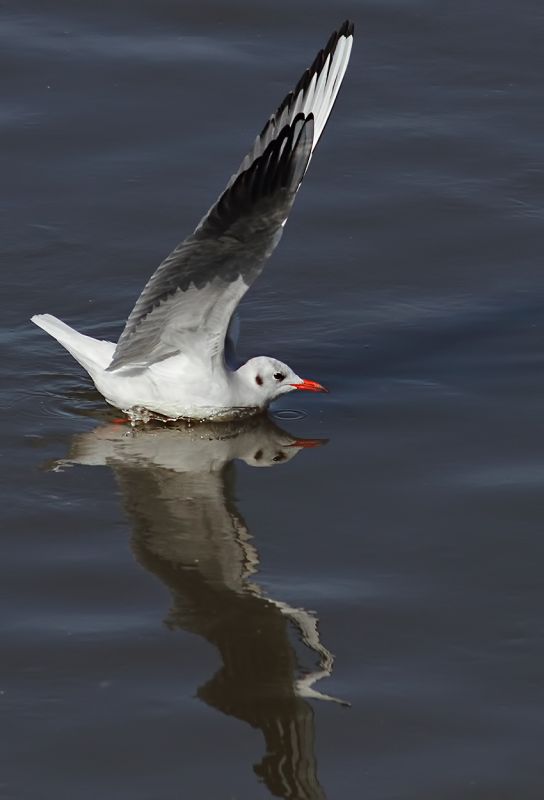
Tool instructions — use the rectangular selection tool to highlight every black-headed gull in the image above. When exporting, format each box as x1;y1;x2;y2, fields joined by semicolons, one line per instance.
32;21;354;421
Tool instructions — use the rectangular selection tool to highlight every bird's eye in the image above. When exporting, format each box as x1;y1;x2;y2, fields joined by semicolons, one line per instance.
273;451;286;462
255;375;263;386
273;372;285;382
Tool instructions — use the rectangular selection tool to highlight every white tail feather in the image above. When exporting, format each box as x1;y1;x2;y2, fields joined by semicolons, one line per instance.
31;314;115;376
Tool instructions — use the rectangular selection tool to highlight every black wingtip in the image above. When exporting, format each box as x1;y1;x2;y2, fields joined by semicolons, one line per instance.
259;21;354;144
338;20;355;38
287;20;354;113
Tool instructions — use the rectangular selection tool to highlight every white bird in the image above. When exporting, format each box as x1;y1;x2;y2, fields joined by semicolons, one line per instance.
32;21;354;422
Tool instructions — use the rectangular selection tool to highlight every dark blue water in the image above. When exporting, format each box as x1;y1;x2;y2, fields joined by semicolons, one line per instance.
2;2;544;798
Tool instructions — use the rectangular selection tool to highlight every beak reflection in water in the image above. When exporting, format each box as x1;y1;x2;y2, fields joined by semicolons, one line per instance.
60;414;347;800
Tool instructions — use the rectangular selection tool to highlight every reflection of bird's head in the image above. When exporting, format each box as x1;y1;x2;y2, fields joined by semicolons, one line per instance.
240;430;327;468
61;414;327;474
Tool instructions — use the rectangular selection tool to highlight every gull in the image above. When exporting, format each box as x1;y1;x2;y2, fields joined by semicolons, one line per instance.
32;21;354;421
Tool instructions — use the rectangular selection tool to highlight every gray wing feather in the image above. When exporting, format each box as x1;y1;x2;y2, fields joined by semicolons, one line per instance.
108;115;313;371
107;21;353;372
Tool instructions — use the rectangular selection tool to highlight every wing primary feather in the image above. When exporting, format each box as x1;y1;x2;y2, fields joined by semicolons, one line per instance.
107;23;353;372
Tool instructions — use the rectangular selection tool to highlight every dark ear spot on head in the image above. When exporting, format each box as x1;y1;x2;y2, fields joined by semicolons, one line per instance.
255;374;263;386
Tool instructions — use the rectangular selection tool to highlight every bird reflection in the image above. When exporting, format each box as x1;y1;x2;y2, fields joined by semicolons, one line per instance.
62;414;346;799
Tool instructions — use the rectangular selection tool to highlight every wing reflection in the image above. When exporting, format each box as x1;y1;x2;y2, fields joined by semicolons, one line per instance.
63;415;345;799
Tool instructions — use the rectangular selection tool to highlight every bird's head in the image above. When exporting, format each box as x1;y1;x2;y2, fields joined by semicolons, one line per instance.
236;356;327;406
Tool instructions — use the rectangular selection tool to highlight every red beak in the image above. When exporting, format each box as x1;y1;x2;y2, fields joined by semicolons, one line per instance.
290;378;328;393
287;437;328;449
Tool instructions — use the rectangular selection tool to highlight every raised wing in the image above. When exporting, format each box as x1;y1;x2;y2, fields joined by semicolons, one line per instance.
107;21;354;372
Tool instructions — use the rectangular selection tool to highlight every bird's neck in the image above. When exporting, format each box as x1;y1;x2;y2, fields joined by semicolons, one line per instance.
229;362;268;409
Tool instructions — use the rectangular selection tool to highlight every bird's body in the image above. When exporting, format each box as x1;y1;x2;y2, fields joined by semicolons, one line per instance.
31;313;314;420
32;312;249;420
32;22;354;421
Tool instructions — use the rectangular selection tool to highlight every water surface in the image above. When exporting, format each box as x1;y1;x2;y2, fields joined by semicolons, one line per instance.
2;1;544;798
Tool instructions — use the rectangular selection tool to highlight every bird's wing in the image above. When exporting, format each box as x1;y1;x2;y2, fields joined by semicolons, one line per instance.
107;21;354;372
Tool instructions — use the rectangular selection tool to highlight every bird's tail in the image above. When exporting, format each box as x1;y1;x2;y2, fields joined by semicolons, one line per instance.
31;314;115;376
